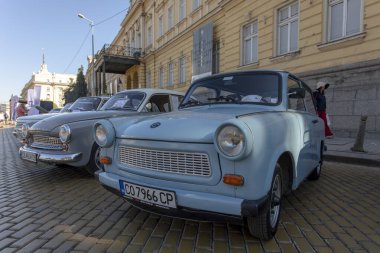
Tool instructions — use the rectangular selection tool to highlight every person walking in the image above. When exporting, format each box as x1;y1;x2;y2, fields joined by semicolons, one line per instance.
4;112;8;125
313;81;333;138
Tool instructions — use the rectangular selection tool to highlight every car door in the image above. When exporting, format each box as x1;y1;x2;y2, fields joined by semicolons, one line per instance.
301;81;324;167
287;76;314;182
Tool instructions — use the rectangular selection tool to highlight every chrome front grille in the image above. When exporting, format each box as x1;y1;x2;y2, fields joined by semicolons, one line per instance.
31;135;63;150
118;146;212;177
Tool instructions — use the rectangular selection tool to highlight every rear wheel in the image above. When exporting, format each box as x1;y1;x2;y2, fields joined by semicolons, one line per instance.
308;144;323;180
84;144;103;175
247;164;283;240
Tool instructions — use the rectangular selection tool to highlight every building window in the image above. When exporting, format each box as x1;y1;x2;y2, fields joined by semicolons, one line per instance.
242;21;258;65
213;41;220;74
328;0;362;41
168;6;173;29
47;87;50;92
168;63;174;87
158;16;164;37
277;2;299;55
179;57;186;83
192;0;200;11
146;70;151;88
147;26;152;46
179;0;186;21
159;67;164;88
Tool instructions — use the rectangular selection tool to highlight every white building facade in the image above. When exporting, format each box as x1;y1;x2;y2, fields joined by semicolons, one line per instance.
21;59;76;108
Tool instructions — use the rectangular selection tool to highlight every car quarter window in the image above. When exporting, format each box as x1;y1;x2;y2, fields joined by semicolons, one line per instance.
287;77;306;111
302;83;317;115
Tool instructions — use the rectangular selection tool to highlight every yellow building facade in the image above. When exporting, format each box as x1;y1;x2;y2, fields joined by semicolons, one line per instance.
91;0;380;138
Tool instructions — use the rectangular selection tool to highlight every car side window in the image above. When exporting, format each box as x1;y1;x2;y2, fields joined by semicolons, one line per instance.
302;83;317;115
288;78;306;111
147;94;170;112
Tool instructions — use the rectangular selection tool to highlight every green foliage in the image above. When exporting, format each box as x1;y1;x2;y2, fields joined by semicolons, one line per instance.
63;66;88;103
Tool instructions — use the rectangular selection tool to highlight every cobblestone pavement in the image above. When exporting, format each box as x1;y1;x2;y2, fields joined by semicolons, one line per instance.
1;127;380;253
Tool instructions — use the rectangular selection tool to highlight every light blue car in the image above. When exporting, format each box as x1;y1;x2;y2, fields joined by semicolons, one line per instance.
94;70;325;240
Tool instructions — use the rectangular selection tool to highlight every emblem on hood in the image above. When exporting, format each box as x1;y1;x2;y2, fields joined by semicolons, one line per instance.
150;122;161;128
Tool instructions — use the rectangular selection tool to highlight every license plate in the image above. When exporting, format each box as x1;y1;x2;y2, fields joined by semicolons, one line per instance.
119;181;177;209
20;150;37;163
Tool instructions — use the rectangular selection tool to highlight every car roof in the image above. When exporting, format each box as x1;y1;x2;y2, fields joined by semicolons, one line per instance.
114;88;185;96
193;69;290;83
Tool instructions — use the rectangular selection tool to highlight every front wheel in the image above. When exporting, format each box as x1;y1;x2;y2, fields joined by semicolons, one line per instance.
247;164;283;240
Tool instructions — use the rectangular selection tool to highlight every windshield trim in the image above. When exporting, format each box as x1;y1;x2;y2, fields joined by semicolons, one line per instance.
100;91;147;111
179;72;283;109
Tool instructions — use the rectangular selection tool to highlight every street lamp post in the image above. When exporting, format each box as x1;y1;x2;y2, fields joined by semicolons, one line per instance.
78;13;96;95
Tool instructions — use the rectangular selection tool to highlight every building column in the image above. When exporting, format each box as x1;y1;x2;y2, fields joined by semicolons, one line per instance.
138;63;146;88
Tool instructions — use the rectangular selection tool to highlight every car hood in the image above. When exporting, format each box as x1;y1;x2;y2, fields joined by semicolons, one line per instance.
17;113;60;123
119;106;265;143
31;110;135;132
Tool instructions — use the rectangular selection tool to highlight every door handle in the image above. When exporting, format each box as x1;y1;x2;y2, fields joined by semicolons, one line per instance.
312;119;318;124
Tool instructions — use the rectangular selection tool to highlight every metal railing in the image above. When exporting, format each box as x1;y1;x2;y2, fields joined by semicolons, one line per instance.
95;44;142;60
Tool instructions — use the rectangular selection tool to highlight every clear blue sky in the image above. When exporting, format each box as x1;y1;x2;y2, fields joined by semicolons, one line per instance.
0;0;129;103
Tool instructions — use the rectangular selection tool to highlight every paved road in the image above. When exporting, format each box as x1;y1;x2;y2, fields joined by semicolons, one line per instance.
0;127;379;253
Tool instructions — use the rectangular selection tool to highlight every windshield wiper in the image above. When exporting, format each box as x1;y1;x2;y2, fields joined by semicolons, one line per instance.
207;95;240;103
104;107;135;111
180;100;202;108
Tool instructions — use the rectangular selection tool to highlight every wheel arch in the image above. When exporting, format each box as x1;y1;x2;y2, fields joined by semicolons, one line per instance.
277;151;295;195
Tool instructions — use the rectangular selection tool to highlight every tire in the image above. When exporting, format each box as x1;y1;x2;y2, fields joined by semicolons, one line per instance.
247;164;283;240
308;144;323;181
84;144;103;175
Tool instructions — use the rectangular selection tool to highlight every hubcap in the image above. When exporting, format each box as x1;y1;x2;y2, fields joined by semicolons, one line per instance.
270;174;281;228
316;164;321;175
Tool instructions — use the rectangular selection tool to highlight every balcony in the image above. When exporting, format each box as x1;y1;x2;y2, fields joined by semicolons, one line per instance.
94;44;142;74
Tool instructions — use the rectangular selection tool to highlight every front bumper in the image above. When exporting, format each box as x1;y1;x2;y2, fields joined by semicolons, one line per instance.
98;171;269;222
19;146;82;163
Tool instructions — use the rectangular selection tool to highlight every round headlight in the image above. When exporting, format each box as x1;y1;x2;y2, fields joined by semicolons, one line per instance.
93;120;115;148
95;124;107;147
21;124;29;138
59;124;71;143
216;125;245;158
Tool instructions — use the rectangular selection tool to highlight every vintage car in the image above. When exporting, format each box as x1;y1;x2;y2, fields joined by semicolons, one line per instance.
19;89;185;175
13;97;108;140
94;70;325;240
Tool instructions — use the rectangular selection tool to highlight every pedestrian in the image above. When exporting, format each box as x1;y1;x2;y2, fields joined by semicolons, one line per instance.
0;112;4;127
313;81;333;138
16;101;28;118
4;112;8;125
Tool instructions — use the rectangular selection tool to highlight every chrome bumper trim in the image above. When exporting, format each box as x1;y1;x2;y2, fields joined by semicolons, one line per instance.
19;146;82;163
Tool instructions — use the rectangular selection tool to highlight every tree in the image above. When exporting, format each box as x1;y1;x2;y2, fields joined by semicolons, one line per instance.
63;66;88;104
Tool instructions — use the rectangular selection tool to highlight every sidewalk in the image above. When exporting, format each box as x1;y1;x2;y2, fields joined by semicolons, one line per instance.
325;136;380;167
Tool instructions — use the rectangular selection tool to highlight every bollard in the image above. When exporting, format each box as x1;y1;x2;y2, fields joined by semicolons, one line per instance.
351;115;367;152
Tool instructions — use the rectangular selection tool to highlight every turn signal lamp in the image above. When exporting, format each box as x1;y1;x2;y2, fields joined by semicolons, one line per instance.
223;174;244;186
99;156;112;165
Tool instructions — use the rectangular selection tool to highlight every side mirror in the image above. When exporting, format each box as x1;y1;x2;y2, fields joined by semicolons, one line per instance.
288;88;305;98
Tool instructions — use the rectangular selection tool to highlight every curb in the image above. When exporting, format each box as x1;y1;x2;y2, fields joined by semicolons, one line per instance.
324;154;380;168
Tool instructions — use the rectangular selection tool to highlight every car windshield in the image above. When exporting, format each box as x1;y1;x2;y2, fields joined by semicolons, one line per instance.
60;103;72;112
69;97;102;112
101;91;146;111
180;73;281;108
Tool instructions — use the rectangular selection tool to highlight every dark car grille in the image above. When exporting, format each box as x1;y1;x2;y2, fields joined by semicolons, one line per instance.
30;135;63;150
118;146;212;177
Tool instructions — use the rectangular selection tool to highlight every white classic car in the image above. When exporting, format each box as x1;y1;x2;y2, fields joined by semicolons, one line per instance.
94;70;325;240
